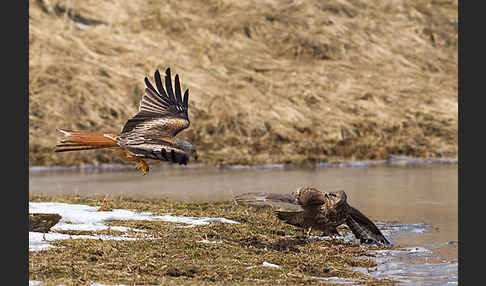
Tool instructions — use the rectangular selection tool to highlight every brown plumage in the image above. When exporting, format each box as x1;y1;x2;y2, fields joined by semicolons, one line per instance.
236;187;390;245
55;68;198;175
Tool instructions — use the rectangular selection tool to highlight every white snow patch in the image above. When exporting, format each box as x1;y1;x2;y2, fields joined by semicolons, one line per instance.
312;276;365;284
29;231;139;251
197;239;223;244
29;202;239;251
405;246;432;254
262;262;281;268
90;284;139;286
247;262;281;269
31;282;158;286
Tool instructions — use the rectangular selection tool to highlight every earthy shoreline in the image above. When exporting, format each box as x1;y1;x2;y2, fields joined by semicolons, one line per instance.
29;194;397;285
29;155;458;174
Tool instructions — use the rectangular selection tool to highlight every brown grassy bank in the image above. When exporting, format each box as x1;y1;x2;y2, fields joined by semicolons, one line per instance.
29;0;458;167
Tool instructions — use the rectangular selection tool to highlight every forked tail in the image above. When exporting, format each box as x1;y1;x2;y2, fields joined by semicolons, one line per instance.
54;128;120;152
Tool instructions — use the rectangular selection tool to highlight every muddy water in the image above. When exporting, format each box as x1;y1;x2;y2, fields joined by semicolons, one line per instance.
29;164;458;284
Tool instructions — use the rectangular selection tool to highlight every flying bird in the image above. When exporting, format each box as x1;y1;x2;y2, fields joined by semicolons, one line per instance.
236;187;390;245
55;68;198;175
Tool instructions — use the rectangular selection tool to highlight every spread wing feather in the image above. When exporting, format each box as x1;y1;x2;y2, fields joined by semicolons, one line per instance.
236;192;299;204
345;206;390;245
235;192;306;226
165;69;176;105
236;188;326;206
235;192;304;212
235;187;327;213
121;68;190;137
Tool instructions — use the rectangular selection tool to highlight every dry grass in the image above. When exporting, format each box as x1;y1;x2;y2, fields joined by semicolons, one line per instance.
29;194;396;285
29;0;458;167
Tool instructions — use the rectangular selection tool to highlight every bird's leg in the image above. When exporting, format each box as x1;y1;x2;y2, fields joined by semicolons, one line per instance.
328;228;341;241
306;227;313;237
120;150;150;175
135;159;149;175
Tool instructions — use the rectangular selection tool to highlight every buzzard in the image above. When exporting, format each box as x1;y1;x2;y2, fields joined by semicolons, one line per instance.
55;68;198;175
236;187;390;245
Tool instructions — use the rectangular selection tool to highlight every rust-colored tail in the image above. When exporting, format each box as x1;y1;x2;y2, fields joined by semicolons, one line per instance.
54;128;120;152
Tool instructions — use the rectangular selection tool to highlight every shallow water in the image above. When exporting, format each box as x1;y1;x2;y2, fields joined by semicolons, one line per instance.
29;163;458;284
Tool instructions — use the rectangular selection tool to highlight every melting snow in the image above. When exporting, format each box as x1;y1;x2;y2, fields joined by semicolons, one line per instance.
347;243;457;285
29;202;239;251
197;239;223;244
262;262;281;268
311;276;366;284
246;261;281;269
30;282;156;286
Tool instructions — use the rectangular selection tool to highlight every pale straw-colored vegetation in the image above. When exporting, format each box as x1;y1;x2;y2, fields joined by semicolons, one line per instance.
29;0;458;167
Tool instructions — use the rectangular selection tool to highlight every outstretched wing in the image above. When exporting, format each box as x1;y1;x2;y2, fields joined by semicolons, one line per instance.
235;187;327;222
345;206;390;245
235;192;306;227
120;68;190;138
236;187;327;212
235;192;304;212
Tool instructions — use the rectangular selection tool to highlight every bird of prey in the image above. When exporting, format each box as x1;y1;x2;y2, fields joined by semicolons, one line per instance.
236;187;390;245
55;68;198;175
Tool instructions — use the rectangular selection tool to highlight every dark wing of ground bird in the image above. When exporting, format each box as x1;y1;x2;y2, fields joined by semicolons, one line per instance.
345;206;390;245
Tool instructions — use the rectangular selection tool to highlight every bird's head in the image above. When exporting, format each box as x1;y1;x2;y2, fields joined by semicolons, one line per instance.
324;191;347;207
176;139;198;160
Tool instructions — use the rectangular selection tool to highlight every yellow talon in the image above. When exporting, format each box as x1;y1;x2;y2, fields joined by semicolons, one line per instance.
306;227;313;236
135;160;149;175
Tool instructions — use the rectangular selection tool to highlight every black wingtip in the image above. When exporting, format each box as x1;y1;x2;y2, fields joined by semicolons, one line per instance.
154;70;161;83
164;67;176;103
144;77;157;95
183;89;189;108
174;74;183;104
154;69;163;93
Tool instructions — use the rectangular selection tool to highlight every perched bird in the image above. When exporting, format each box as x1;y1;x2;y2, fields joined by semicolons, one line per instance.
55;68;198;175
236;187;390;245
29;213;62;233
